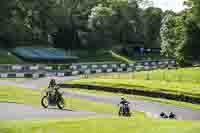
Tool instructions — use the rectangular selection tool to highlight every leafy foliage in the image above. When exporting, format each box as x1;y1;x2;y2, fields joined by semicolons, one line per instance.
160;13;177;57
143;7;163;48
0;0;149;49
160;1;200;63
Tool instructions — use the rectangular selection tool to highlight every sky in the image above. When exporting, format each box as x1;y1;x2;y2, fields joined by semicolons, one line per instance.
152;0;186;12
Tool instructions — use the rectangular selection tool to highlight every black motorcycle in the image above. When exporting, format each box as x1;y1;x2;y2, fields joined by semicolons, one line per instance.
41;86;65;109
169;112;176;119
160;112;168;119
160;112;176;119
118;103;131;117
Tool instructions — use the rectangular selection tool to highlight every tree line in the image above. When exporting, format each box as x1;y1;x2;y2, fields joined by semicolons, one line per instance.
0;0;199;63
0;0;162;49
160;0;200;64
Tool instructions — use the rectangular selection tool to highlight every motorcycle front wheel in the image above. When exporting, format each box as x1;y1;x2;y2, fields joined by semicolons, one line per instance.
57;97;65;109
41;96;49;108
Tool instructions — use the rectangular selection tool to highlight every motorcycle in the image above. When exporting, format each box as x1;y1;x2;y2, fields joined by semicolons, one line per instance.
118;103;131;117
160;112;168;119
168;112;176;119
160;112;176;119
41;86;65;109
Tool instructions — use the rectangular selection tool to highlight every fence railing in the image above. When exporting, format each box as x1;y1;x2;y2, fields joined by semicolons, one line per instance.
0;59;177;78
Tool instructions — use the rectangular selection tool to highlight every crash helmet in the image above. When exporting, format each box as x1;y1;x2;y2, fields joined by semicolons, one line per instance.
50;79;56;85
121;97;125;100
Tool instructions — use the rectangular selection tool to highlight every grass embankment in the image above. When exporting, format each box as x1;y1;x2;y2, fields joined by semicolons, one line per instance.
0;48;23;64
0;85;39;105
68;78;200;98
1;115;200;133
65;68;200;109
0;85;117;114
75;50;132;63
71;68;200;98
0;86;200;133
129;53;167;61
63;87;200;110
90;67;200;83
110;51;134;63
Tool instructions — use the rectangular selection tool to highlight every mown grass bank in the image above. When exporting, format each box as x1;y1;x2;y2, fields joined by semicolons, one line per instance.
94;68;200;83
0;85;117;114
65;68;200;105
69;68;200;98
67;78;200;98
63;87;200;110
0;116;200;133
0;48;23;64
0;85;200;133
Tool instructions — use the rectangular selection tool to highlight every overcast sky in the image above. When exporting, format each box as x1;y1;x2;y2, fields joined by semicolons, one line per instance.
152;0;185;12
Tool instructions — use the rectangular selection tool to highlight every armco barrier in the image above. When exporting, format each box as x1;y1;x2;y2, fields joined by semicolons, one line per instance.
0;73;45;78
0;59;176;72
60;84;200;104
0;59;177;78
0;64;70;72
69;59;177;71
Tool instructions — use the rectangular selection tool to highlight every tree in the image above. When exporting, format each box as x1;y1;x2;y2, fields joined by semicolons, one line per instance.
143;7;163;48
176;17;200;61
160;9;200;63
160;13;177;57
88;0;143;47
13;0;58;44
0;0;152;50
0;0;59;47
87;4;116;49
0;0;18;47
52;0;97;50
186;0;200;23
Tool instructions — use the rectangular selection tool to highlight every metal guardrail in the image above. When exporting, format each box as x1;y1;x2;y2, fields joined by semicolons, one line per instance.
0;59;177;78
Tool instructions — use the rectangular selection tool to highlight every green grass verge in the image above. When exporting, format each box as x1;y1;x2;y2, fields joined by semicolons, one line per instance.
68;78;200;98
75;50;124;63
110;51;134;63
76;67;200;98
0;85;117;114
0;85;200;133
0;85;40;105
0;48;23;64
0;115;200;133
129;53;167;61
64;87;200;110
119;68;200;83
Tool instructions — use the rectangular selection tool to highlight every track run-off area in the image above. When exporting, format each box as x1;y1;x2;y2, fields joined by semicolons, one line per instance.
0;76;200;120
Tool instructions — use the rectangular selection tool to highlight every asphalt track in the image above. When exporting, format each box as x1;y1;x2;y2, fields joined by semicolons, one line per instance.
0;76;200;120
0;102;99;120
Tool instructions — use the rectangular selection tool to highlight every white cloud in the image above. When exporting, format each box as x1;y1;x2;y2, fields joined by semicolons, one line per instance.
152;0;185;12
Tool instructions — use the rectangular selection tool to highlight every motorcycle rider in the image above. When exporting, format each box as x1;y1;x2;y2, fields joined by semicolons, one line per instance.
48;79;57;89
41;79;65;109
119;97;130;113
47;79;59;103
160;112;168;118
120;97;130;105
169;112;176;119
